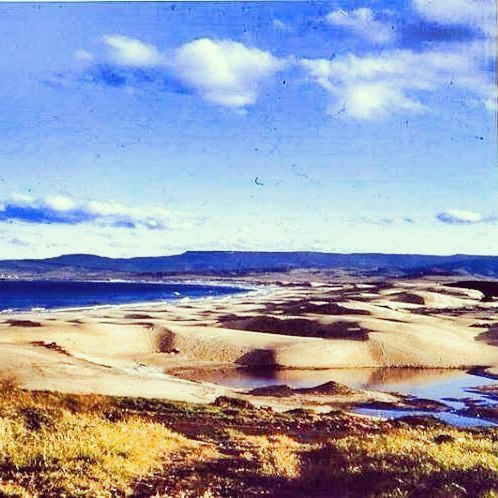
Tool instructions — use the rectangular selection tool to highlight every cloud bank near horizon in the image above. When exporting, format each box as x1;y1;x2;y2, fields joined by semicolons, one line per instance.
0;194;194;231
2;193;490;232
436;209;491;224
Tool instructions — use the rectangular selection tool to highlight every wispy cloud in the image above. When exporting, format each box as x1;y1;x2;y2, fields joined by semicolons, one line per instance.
272;19;292;32
326;8;396;45
0;194;195;230
74;49;94;62
300;43;494;119
104;34;165;67
346;214;416;225
412;0;496;37
9;238;29;247
436;209;486;224
300;0;496;119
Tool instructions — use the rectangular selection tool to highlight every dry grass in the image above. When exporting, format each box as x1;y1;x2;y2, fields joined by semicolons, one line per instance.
0;381;191;497
302;425;498;497
228;430;304;479
224;423;498;497
0;375;497;497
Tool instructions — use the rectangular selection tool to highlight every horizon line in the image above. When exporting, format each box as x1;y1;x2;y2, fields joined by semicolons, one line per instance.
3;250;498;262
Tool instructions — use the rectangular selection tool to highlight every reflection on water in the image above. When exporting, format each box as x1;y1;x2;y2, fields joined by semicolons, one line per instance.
187;366;494;399
184;366;498;427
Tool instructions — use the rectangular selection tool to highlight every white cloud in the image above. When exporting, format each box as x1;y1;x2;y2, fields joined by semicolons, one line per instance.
76;36;286;109
74;18;494;118
346;213;417;225
74;49;93;62
300;44;494;119
342;83;424;119
103;34;164;67
0;194;195;231
413;0;496;37
172;38;285;107
45;195;77;212
436;209;484;224
484;97;498;111
299;1;497;119
272;19;292;32
326;8;395;44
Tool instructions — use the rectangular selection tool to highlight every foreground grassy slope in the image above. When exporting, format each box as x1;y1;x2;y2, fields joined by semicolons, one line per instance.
0;381;497;497
0;378;194;497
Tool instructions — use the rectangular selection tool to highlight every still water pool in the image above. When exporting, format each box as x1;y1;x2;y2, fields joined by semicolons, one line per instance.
184;366;498;427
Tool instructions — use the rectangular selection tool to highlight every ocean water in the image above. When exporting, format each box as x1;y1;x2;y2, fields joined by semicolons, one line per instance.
0;280;246;312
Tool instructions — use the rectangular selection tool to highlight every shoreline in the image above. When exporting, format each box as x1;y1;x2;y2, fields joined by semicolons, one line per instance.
0;280;262;315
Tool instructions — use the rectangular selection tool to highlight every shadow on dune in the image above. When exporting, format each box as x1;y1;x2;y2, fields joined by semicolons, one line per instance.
265;299;371;316
5;319;42;327
446;280;498;300
219;315;369;341
387;292;426;305
475;324;498;346
150;326;180;353
236;349;278;366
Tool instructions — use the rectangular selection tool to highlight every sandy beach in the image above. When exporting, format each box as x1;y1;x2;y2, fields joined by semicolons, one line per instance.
1;274;497;412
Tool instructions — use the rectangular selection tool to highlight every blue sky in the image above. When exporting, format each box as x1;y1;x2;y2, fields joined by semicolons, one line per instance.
0;0;496;258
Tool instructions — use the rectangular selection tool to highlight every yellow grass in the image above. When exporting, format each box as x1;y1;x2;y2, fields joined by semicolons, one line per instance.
303;426;498;496
226;423;498;496
0;384;191;497
228;430;303;479
0;375;497;497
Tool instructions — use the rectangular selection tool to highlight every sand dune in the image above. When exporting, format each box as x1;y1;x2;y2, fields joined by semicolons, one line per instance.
0;278;497;404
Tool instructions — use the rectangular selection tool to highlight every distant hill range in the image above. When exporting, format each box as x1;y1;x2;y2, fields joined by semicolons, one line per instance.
1;251;498;279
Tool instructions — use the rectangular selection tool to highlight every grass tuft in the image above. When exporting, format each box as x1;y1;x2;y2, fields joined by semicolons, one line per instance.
228;430;303;479
0;373;20;395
